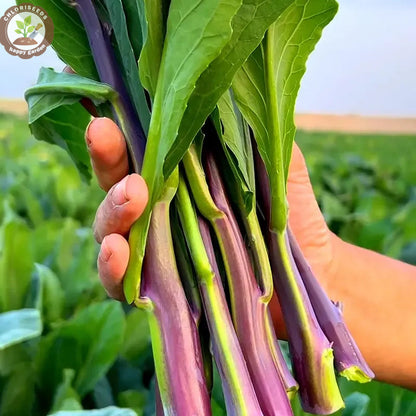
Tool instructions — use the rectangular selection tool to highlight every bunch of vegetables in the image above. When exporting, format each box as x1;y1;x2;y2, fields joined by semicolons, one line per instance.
22;0;374;414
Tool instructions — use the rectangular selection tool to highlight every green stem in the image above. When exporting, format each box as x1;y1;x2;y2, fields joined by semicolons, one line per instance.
176;174;262;415
171;208;213;392
182;146;223;220
264;28;287;234
276;231;313;331
245;211;298;395
171;209;202;324
245;209;273;302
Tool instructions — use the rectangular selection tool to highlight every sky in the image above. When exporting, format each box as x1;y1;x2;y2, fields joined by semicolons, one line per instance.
0;0;415;117
296;0;416;117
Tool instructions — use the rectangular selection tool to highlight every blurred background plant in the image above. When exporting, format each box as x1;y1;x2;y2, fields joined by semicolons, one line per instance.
0;112;415;415
297;130;416;265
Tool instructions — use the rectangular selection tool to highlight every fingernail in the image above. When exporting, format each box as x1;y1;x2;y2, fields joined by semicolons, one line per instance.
85;118;96;147
100;242;112;263
112;176;130;206
86;117;109;148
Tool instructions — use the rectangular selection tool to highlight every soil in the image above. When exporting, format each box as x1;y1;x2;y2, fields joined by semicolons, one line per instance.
0;100;28;115
294;114;416;135
13;37;37;45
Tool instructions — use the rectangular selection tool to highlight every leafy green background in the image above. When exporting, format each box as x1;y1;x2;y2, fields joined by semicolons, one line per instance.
297;131;416;264
0;112;415;415
0;113;154;416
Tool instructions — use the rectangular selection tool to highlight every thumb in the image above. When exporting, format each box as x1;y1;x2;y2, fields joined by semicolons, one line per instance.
287;143;333;279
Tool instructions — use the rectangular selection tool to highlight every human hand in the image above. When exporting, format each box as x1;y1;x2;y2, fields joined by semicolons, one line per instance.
87;117;148;301
287;144;337;290
87;117;336;301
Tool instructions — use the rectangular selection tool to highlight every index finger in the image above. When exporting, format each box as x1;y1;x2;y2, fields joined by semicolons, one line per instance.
86;117;130;191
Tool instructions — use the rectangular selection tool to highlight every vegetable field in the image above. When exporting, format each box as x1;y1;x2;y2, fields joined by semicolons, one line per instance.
297;130;416;264
0;112;414;415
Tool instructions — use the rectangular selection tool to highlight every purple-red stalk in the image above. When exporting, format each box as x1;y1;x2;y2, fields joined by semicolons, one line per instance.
74;0;146;170
203;150;293;416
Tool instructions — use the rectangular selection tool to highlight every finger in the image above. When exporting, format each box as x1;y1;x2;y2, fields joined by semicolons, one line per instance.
287;143;331;272
287;142;316;210
288;142;310;185
98;233;129;301
86;117;130;191
93;174;148;243
287;143;317;228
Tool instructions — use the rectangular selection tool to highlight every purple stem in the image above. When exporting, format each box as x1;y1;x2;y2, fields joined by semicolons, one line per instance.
155;379;164;416
171;210;213;392
288;227;374;382
74;0;146;170
142;198;211;415
204;151;293;416
171;211;202;325
254;142;344;413
264;308;298;396
198;217;263;416
269;230;342;414
255;134;373;382
253;139;271;221
210;135;298;395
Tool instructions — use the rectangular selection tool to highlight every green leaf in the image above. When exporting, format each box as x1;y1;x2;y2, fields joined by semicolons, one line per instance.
321;191;349;222
120;308;151;364
50;369;83;413
0;363;36;416
24;15;32;26
164;0;293;177
26;68;117;121
102;0;151;133
33;264;65;325
48;407;137;416
138;0;167;98
144;0;242;201
27;25;35;33
117;390;147;416
25;68;118;180
232;0;338;231
0;309;42;350
31;219;101;309
16;0;98;79
0;344;31;378
124;0;242;302
215;90;255;212
36;301;125;397
15;29;23;34
339;378;416;416
93;377;116;408
29;103;92;181
16;20;25;29
273;0;338;180
121;0;147;60
342;392;370;416
0;219;34;312
59;226;100;307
